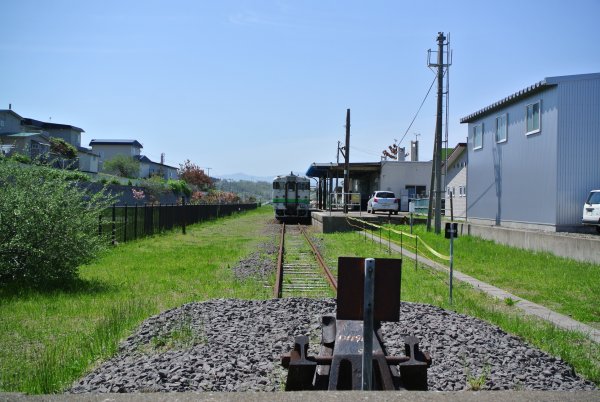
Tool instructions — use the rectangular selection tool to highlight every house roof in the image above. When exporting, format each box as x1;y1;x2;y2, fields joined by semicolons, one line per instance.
134;154;178;170
77;146;99;156
89;139;143;148
0;109;24;120
21;118;84;133
133;154;153;163
460;72;600;123
0;132;51;146
441;143;467;168
0;131;49;139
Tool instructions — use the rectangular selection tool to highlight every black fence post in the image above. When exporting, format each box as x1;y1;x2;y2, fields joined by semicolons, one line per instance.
134;203;138;240
124;203;128;243
182;196;186;235
98;214;102;236
111;203;116;246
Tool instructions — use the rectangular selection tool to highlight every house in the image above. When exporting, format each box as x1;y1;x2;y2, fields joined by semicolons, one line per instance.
135;155;179;180
90;139;178;179
0;108;99;172
0;132;51;159
89;139;143;166
0;109;51;160
21;118;84;148
460;73;600;231
379;161;433;211
442;143;467;219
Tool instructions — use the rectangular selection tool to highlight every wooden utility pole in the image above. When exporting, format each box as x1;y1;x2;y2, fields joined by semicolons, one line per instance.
343;109;351;214
336;140;341;192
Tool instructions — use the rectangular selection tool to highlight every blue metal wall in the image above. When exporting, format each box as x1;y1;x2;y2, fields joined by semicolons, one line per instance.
466;88;559;227
556;77;600;227
466;74;600;229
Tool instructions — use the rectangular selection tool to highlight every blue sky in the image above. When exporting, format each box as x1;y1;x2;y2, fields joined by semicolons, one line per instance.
1;0;599;178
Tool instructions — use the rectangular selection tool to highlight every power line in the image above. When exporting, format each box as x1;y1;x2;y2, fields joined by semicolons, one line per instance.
397;74;438;146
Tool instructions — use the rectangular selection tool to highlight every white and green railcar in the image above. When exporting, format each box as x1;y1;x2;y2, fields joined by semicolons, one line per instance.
272;173;311;221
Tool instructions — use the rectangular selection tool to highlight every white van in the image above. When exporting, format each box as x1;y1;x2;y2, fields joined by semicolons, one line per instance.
582;190;600;233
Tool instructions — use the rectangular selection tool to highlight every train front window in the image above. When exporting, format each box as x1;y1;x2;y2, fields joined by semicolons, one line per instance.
287;183;296;191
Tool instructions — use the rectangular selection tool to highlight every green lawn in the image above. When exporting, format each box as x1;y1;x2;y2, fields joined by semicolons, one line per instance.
0;207;274;394
1;208;598;394
378;223;600;327
313;229;600;385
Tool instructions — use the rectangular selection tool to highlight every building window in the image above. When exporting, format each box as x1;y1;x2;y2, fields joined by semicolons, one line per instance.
496;114;508;143
473;124;483;150
0;119;4;128
526;101;541;135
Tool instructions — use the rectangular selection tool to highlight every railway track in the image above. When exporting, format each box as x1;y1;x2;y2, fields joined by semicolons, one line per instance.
274;223;337;298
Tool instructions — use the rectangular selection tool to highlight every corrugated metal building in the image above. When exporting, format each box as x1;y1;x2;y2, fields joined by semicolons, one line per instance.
460;73;600;231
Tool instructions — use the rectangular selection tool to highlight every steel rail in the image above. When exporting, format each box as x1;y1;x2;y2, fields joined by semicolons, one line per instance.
275;223;336;297
274;222;285;298
299;225;338;291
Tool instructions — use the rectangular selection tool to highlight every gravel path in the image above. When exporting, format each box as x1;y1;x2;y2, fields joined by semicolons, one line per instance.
69;298;596;393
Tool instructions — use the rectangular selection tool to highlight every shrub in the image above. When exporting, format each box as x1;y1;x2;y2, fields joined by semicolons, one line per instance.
178;159;213;189
167;179;192;197
49;137;77;159
139;176;168;204
102;155;140;178
10;152;31;164
0;161;115;286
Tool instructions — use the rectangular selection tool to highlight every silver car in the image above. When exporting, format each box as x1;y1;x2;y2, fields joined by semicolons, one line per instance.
367;191;399;214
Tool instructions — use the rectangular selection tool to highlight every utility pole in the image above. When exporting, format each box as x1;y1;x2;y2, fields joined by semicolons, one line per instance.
343;109;351;214
426;32;449;234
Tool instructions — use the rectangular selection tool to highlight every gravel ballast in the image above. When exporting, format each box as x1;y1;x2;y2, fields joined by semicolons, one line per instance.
69;298;596;393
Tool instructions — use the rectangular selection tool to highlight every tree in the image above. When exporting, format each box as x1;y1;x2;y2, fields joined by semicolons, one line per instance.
382;141;400;160
102;155;140;178
0;160;115;286
178;159;213;189
50;137;77;159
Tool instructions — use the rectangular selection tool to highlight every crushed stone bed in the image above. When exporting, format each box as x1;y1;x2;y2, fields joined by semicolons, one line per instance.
69;298;596;393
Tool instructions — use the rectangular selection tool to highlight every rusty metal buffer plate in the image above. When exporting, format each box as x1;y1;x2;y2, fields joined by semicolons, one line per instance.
336;257;402;322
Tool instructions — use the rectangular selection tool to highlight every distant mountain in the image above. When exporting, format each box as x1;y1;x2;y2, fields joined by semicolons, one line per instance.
216;173;274;182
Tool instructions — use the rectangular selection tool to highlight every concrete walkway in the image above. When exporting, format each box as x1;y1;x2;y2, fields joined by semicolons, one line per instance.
365;232;600;343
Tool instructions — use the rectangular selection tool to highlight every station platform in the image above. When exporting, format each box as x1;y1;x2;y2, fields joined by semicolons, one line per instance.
310;210;424;233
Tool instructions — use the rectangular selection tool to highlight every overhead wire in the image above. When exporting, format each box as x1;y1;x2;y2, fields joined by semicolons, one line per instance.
397;73;440;146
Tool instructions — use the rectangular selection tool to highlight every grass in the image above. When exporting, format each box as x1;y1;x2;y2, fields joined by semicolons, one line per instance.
0;206;273;394
377;222;600;327
1;208;599;393
312;229;600;385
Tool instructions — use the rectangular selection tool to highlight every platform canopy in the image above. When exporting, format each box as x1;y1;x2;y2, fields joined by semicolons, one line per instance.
305;162;381;179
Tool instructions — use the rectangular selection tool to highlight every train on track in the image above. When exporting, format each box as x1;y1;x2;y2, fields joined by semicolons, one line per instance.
272;172;311;222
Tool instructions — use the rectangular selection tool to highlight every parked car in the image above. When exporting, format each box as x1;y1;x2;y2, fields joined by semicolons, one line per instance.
582;190;600;233
367;191;399;214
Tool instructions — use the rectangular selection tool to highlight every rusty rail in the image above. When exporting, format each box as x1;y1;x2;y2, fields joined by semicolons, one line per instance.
274;222;286;298
299;225;337;291
274;224;336;298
